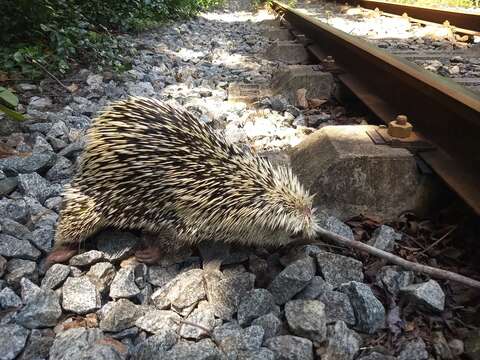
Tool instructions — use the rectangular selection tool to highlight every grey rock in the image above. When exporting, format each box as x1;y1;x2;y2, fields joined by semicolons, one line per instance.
166;339;222;359
316;251;364;288
270;95;289;112
400;280;445;312
136;309;181;334
5;259;38;288
86;74;103;90
62;276;101;314
64;115;90;129
138;283;153;305
58;140;85;158
279;245;322;267
15;284;62;328
151;268;205;312
46;156;73;181
69;250;105;267
20;278;40;301
339;281;385;334
295;276;333;300
357;352;395;360
49;328;125;360
376;266;414;295
179;301;216;339
0;324;29;360
41;263;71;290
368;225;402;252
44;196;63;212
285;299;327;343
18;83;37;91
324;321;361;360
265;335;313;360
0;177;18;196
96;231;137;261
268;257;316;305
251;313;282;339
0;152;55;175
29;97;52;109
17;172;56;203
126;81;155;97
30;226;55;253
397;339;428;360
86;262;115;294
213;322;264;356
148;265;179;287
204;270;255;319
238;348;276;360
134;263;148;289
135;331;178;359
319;290;356;325
109;266;141;299
317;212;355;240
0;218;31;240
99;299;144;332
18;328;55;360
0;198;29;223
46;120;69;139
0;287;22;309
33;135;53;153
238;288;276;326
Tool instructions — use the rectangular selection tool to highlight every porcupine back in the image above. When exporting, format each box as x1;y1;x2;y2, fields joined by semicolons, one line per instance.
54;97;319;250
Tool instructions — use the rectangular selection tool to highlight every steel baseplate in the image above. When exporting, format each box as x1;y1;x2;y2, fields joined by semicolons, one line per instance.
228;83;266;104
366;127;435;152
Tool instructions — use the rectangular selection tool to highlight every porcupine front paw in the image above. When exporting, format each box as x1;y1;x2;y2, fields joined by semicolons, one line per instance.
46;244;78;266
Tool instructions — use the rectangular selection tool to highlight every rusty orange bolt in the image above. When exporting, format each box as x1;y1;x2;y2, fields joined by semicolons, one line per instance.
388;115;412;138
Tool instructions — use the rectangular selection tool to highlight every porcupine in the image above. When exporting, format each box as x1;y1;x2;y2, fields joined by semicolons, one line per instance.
47;97;321;265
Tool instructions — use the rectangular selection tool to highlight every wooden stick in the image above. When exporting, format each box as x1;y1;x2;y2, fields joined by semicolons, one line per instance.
30;59;71;91
313;227;480;289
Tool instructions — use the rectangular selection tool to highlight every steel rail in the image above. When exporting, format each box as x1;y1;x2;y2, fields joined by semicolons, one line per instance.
271;1;480;214
350;0;480;33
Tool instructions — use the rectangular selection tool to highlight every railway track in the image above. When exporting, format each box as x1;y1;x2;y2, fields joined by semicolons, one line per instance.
341;0;480;34
336;0;480;36
270;1;480;214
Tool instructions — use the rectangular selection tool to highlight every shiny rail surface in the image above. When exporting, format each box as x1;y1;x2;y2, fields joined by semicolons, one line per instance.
271;1;480;214
349;0;480;33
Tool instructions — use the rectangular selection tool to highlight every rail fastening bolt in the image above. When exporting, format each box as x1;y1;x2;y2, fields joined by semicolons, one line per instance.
388;114;412;138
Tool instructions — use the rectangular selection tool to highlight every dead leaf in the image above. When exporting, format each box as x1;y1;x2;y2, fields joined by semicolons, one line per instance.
62;314;98;330
66;83;79;93
0;143;17;158
404;321;416;332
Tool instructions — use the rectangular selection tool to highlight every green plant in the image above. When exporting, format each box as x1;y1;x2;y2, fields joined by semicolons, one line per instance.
1;0;224;80
0;87;26;121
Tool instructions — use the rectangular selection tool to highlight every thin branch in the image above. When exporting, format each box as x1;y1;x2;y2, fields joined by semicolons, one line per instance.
418;225;457;256
311;227;480;289
30;59;71;91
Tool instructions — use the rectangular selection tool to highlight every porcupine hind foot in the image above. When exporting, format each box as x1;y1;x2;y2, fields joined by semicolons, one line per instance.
46;190;105;266
134;229;180;265
135;232;163;264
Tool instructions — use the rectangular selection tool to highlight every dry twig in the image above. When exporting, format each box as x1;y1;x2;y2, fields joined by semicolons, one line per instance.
30;59;71;91
313;227;480;289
